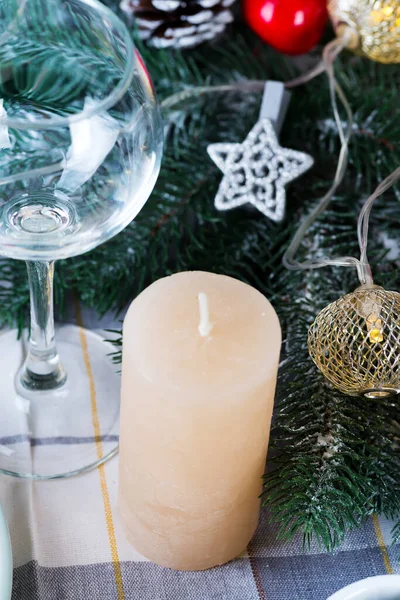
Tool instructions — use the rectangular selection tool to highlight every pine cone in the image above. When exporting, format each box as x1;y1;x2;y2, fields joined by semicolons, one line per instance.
120;0;236;49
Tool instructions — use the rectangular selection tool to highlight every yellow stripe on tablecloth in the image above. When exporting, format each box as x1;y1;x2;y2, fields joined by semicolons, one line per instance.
247;541;267;600
372;514;393;574
74;298;125;600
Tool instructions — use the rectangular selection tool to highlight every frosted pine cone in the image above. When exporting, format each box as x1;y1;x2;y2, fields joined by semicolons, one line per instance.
120;0;236;49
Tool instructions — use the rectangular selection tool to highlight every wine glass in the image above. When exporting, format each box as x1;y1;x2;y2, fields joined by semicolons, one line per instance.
0;0;163;478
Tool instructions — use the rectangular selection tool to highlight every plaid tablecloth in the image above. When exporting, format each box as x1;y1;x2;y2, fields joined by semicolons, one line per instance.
0;306;398;600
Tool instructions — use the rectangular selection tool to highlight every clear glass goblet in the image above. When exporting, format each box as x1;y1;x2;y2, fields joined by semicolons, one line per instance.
0;0;163;478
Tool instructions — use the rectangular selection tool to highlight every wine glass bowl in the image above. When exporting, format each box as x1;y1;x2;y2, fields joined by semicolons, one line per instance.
0;0;162;260
0;0;163;478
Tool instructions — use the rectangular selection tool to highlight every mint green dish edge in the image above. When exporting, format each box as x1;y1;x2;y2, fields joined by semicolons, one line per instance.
0;506;12;600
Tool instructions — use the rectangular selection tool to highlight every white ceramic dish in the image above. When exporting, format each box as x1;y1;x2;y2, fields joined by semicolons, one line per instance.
0;506;12;600
328;575;400;600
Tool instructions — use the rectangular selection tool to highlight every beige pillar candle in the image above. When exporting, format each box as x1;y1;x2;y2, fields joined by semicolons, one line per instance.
119;271;281;571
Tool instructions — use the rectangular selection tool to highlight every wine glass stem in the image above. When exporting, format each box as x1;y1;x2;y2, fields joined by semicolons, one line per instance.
19;261;66;392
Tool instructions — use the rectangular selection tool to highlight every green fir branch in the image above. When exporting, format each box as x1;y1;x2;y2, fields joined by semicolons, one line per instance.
1;7;400;549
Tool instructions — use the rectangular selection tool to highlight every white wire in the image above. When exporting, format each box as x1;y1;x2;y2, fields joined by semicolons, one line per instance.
283;36;400;286
357;166;400;269
281;38;363;278
160;39;400;286
160;81;266;110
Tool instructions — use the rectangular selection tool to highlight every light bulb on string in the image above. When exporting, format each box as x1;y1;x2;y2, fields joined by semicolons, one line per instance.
294;164;400;399
351;284;385;344
308;284;400;399
156;0;400;402
328;0;400;64
342;284;385;344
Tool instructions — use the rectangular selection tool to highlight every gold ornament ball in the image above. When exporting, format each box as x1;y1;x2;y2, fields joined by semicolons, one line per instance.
308;286;400;398
328;0;400;63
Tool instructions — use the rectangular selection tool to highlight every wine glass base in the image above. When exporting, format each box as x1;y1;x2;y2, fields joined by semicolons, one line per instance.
0;325;120;479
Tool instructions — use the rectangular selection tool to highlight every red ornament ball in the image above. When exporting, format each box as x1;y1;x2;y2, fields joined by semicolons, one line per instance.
243;0;328;56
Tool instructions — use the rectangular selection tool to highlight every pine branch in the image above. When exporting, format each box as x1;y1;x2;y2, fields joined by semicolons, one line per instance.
263;268;400;550
0;0;120;107
1;6;400;548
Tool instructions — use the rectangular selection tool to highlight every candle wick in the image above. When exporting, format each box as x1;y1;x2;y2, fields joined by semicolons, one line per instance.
198;292;213;337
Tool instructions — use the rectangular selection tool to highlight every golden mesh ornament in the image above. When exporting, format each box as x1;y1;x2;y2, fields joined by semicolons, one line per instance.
308;286;400;398
328;0;400;63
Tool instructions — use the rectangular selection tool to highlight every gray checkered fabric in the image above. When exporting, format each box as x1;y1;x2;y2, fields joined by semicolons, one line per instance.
1;308;397;600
